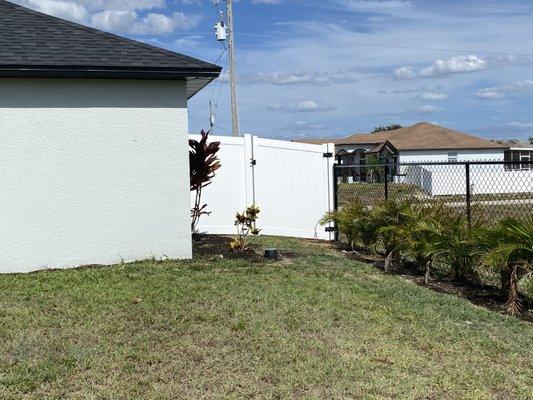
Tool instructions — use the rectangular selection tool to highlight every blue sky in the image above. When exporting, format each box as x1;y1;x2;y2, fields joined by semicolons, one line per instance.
12;0;533;141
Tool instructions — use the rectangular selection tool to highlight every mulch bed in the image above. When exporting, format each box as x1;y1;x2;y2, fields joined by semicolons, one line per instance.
335;243;532;323
193;234;298;263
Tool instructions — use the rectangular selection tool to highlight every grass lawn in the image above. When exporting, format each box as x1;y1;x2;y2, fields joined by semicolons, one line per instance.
1;236;532;399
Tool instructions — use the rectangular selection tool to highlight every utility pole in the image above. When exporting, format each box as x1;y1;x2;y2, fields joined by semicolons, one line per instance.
226;0;240;137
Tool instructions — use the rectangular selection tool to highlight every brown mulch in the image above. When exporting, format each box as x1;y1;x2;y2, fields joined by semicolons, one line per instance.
335;243;532;323
193;234;265;262
192;234;299;263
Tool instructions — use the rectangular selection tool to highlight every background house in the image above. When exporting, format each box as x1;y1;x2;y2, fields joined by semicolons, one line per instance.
0;0;220;273
498;140;533;170
296;122;509;166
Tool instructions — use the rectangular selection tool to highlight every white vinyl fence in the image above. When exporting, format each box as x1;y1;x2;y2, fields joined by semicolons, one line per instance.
190;134;335;240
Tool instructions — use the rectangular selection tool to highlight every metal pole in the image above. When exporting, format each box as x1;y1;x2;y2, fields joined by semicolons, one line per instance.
465;162;471;227
384;164;389;200
226;0;240;137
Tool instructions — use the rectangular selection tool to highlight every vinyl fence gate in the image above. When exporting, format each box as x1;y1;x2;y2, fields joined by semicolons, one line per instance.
191;134;336;240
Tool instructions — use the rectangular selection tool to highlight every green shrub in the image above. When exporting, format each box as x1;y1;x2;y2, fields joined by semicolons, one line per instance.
323;199;532;315
476;218;533;315
321;200;378;251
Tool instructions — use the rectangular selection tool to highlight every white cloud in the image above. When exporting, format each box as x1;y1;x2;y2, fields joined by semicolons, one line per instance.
25;0;89;22
90;10;198;34
241;70;358;86
476;89;505;100
507;122;533;129
393;67;415;79
267;102;286;111
476;80;533;100
420;91;449;100
418;105;441;114
395;55;487;79
297;100;319;112
13;0;198;34
340;0;412;11
267;101;336;112
252;0;281;4
289;121;328;131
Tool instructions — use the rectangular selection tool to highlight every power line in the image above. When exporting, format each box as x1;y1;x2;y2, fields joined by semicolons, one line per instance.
344;42;533;58
153;32;533;57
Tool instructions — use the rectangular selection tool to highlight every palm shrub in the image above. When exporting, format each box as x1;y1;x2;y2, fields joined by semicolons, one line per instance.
477;218;533;315
438;214;481;283
370;199;416;272
321;200;378;251
402;215;445;284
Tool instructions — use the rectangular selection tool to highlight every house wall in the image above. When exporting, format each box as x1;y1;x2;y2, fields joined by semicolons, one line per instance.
398;149;505;163
0;78;192;273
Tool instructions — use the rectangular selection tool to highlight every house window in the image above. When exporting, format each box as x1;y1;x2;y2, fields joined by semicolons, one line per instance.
448;152;458;163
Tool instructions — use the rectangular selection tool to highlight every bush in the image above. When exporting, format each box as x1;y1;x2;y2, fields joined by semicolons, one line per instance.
324;199;532;315
477;218;533;315
230;205;261;252
321;199;378;251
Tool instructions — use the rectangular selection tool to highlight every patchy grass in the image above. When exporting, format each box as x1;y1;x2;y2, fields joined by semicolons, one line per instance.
0;236;532;399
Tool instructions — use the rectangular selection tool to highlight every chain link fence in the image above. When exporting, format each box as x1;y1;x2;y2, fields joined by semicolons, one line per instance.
336;161;533;225
334;161;533;295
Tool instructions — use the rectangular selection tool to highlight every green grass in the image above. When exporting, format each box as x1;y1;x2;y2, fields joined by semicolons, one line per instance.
1;236;532;399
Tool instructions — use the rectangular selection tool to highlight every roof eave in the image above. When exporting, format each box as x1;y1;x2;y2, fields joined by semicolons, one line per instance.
0;65;221;99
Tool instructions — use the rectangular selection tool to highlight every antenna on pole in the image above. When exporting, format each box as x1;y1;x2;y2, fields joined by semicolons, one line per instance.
209;101;216;133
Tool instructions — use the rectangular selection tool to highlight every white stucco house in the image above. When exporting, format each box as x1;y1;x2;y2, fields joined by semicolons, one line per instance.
0;0;221;273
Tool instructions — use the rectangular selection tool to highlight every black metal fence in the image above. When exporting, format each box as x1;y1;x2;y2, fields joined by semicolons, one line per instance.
335;161;533;224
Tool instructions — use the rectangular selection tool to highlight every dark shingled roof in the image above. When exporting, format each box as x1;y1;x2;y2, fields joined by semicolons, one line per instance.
0;0;221;98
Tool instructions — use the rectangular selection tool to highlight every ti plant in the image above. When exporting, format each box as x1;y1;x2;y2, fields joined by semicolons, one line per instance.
190;130;221;233
230;205;261;251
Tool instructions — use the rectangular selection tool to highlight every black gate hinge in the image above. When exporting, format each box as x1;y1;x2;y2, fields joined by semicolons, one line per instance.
250;159;257;166
323;152;333;158
325;226;336;232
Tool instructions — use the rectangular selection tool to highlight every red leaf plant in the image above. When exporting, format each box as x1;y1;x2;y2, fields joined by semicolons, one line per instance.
190;130;221;232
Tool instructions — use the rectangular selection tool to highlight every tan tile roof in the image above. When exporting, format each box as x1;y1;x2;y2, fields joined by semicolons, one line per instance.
294;122;508;151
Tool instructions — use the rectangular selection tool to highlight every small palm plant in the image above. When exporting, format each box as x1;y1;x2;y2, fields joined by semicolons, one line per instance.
321;200;378;251
371;200;416;272
404;217;445;284
438;215;480;283
477;218;533;315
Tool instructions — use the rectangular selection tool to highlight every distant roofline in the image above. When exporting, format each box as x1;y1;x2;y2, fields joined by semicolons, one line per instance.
293;122;509;150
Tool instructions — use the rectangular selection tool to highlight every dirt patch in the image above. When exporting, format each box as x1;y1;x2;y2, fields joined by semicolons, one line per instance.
193;234;266;262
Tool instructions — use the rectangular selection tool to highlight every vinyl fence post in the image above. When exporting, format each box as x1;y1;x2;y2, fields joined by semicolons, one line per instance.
384;164;389;200
333;166;339;241
465;162;472;228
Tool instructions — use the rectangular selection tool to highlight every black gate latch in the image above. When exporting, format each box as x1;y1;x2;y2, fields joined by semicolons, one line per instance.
323;152;333;158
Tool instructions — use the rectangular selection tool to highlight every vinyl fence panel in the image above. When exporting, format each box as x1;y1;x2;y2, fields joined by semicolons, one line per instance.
191;134;335;240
